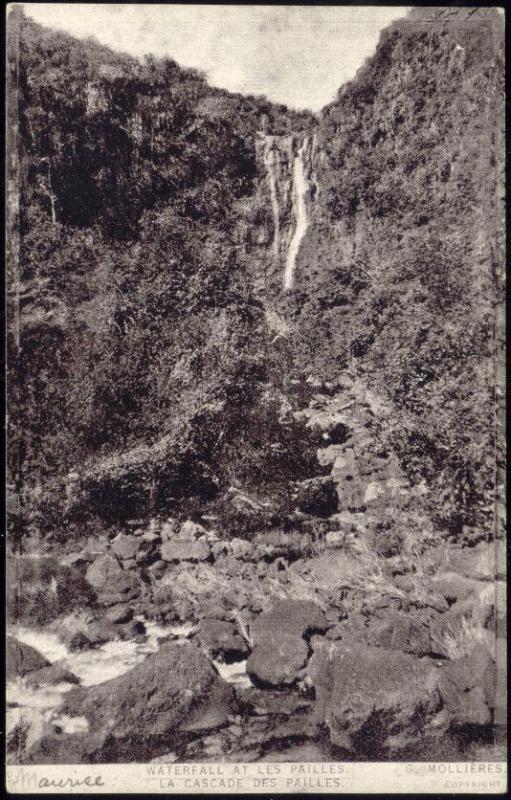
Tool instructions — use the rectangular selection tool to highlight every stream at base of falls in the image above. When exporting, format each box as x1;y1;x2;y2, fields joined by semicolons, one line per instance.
9;620;197;686
6;619;252;746
7;622;505;763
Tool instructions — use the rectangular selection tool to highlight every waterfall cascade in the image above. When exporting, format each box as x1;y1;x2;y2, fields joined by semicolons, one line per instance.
258;133;317;292
284;138;309;290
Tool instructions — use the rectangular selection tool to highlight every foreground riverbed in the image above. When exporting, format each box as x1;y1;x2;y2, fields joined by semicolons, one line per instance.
6;532;506;765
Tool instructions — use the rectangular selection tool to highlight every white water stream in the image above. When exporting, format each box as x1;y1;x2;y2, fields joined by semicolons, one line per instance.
284;138;309;290
7;620;251;748
8;619;188;686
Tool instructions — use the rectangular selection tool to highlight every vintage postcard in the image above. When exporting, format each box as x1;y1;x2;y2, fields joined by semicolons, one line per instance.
5;3;506;794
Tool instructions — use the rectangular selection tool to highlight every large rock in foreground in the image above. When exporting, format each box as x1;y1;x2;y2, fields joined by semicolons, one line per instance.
26;641;236;763
439;643;497;727
308;641;445;755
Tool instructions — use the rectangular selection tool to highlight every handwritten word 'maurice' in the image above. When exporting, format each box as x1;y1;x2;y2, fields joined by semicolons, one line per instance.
38;775;105;789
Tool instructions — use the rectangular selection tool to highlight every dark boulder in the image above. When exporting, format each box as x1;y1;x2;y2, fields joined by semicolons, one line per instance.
439;643;496;727
27;641;237;763
250;599;329;644
308;640;445;755
25;664;80;687
6;638;50;680
198;618;249;663
246;634;309;688
62;619;122;652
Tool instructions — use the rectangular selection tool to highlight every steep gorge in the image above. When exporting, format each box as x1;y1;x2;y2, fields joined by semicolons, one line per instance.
6;5;506;767
7;6;504;548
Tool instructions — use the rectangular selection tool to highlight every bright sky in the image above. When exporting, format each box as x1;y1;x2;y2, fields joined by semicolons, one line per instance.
20;4;409;111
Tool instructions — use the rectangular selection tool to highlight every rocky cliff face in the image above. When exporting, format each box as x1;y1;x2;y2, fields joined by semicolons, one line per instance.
286;7;505;540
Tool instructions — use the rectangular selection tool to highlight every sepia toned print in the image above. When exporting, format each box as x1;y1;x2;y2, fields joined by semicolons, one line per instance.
5;3;506;792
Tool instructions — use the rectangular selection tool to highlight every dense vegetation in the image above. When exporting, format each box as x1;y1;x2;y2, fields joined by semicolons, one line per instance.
289;7;505;537
7;8;316;536
7;7;504;547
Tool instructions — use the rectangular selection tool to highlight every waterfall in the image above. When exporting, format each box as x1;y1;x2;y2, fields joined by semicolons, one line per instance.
262;137;281;261
258;133;312;290
284;138;309;290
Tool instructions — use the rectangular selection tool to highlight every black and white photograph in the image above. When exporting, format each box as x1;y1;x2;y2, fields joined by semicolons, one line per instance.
5;3;506;791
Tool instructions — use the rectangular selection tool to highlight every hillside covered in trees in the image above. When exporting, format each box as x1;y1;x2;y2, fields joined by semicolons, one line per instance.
288;6;505;540
6;6;506;767
7;7;317;532
7;6;504;545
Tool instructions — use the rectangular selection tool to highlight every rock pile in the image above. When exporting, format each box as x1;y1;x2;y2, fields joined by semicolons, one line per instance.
8;590;501;763
7;381;504;764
